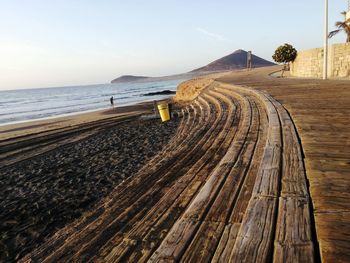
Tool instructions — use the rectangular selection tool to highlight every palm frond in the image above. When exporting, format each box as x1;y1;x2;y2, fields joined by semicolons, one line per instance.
329;11;350;42
335;21;347;28
328;29;342;38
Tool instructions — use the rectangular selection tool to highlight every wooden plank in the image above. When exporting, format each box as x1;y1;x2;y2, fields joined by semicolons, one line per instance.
149;218;198;261
180;221;225;263
221;88;282;262
181;95;259;261
149;92;252;261
217;68;350;262
314;212;350;263
263;95;315;261
227;96;269;225
273;242;314;263
229;196;277;262
274;197;314;244
98;91;238;261
212;223;241;262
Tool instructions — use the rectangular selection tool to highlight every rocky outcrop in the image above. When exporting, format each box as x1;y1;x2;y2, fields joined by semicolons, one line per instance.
143;90;176;96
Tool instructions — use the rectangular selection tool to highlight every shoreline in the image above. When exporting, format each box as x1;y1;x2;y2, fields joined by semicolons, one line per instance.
0;94;175;128
0;72;229;131
0;100;163;141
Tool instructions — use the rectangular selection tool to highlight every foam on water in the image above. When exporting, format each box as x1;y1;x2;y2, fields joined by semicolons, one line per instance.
0;78;185;126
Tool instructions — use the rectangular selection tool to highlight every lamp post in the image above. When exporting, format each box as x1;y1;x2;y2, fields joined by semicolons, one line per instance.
323;0;328;80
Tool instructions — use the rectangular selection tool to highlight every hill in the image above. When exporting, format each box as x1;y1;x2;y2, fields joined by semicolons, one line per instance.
111;75;149;83
110;50;275;83
190;49;275;73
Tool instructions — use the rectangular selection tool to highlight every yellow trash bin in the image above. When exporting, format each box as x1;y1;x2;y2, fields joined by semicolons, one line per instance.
157;103;170;122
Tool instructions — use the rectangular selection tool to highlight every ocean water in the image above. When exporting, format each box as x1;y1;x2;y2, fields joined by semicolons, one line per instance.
0;78;185;126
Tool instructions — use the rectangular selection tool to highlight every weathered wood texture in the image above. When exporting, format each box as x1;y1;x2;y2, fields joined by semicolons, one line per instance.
23;69;319;262
218;66;350;263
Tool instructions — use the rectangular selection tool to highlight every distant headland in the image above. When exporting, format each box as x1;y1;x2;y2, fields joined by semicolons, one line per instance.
110;49;275;84
111;75;150;83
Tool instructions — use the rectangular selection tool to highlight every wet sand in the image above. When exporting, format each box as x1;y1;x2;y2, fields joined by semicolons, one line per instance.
0;102;156;140
0;103;180;261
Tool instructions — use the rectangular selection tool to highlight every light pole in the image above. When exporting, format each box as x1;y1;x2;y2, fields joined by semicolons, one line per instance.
323;0;328;80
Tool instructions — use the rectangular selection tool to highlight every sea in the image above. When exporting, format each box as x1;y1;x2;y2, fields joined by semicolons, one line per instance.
0;78;186;126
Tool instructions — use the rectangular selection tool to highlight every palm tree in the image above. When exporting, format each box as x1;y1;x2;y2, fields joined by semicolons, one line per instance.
328;11;350;42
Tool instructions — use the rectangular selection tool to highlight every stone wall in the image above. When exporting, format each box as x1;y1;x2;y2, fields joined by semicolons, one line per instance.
290;43;350;78
329;43;350;77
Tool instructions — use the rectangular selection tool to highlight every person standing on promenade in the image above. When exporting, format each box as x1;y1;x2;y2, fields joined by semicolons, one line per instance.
110;96;114;107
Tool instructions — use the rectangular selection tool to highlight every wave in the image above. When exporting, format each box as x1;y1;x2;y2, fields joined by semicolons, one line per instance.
0;79;185;125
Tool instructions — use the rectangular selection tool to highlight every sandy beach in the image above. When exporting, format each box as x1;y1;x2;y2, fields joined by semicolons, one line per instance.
0;101;180;261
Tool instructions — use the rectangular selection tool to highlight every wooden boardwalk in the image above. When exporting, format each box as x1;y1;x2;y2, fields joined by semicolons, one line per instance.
218;67;350;263
24;77;320;262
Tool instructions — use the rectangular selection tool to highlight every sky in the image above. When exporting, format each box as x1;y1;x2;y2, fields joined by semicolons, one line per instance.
0;0;348;90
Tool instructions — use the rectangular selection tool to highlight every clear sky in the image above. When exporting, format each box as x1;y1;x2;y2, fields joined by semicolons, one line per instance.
0;0;348;90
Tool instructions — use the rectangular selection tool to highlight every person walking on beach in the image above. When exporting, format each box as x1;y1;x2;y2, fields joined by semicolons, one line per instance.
110;96;114;107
